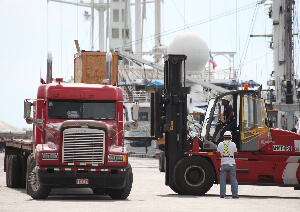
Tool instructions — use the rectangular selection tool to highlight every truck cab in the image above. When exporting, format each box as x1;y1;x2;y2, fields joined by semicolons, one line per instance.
6;82;133;199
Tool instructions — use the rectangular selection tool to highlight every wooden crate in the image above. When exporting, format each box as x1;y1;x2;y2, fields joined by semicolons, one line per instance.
74;51;118;85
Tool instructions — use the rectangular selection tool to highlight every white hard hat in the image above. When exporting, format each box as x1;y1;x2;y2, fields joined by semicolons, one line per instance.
221;95;231;102
224;131;232;137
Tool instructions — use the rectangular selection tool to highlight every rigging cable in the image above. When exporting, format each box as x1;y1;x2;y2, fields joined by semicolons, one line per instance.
171;0;190;30
237;2;260;79
128;2;256;48
121;1;258;49
77;0;78;40
293;2;300;79
61;4;63;77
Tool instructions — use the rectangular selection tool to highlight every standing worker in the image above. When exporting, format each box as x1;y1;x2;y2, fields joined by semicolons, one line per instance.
216;95;236;144
216;131;238;198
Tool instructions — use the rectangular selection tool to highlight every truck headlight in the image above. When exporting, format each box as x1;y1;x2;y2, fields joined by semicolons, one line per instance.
108;154;127;162
42;153;58;160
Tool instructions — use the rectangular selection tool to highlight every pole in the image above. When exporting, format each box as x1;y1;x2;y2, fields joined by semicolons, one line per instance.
154;0;161;64
91;0;94;51
135;0;142;53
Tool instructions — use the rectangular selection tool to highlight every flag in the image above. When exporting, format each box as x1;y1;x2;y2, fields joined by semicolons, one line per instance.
209;54;217;69
83;11;91;21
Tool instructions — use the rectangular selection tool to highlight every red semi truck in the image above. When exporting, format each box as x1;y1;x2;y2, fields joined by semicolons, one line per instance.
4;80;133;199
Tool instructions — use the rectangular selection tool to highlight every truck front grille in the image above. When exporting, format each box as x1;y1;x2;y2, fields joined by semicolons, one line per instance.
62;128;105;164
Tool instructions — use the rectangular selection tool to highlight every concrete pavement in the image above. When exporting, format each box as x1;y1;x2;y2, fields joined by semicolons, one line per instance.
0;152;299;212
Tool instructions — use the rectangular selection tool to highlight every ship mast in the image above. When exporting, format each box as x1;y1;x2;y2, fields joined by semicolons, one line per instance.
271;0;298;130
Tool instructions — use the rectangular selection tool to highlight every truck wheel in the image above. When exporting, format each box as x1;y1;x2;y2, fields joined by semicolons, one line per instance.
20;155;28;188
107;164;133;200
92;188;105;195
6;155;11;187
159;152;165;172
9;155;20;188
26;159;51;199
173;156;215;195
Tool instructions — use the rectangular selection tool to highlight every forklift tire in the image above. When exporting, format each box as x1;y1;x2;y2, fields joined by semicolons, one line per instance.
92;188;105;195
173;156;215;195
107;164;133;200
26;159;51;199
9;155;20;188
159;152;165;172
169;184;181;194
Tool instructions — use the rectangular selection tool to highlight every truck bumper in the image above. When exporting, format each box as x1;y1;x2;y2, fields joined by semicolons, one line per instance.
36;166;127;189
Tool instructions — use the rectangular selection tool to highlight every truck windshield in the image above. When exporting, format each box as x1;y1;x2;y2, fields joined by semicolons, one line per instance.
48;100;116;120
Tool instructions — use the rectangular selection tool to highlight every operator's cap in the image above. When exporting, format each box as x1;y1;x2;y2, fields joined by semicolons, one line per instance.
224;131;232;138
221;95;231;102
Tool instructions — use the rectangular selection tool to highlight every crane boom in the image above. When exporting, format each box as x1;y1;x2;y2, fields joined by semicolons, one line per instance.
117;50;229;93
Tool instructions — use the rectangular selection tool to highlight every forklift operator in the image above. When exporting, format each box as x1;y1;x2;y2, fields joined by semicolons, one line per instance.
216;95;236;144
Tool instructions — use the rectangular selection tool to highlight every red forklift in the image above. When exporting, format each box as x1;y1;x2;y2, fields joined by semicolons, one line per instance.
151;54;300;195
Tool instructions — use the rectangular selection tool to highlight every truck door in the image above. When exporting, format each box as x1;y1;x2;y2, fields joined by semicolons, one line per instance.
240;94;268;151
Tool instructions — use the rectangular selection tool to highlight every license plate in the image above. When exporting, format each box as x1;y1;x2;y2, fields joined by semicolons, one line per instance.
76;179;89;184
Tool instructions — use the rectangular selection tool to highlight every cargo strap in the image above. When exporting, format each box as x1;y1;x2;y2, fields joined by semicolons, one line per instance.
222;141;234;158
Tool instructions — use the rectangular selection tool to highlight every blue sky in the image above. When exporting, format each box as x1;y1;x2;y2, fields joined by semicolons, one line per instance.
0;0;299;129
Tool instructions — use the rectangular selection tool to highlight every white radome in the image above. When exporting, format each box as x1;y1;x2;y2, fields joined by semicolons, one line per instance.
167;32;209;75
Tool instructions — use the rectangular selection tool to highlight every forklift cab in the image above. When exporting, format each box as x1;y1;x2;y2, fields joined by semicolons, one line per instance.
201;90;268;152
266;109;278;128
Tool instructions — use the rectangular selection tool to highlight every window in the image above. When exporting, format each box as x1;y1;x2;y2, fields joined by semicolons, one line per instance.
124;107;129;121
48;100;116;120
112;28;119;38
243;96;254;131
122;28;129;39
130;141;151;147
242;96;266;131
113;9;119;22
267;112;277;128
139;112;148;121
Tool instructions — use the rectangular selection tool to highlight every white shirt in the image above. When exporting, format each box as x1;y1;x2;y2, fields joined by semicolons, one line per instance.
217;139;237;166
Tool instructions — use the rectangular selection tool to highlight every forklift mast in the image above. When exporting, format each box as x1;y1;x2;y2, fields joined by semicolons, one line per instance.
151;54;190;187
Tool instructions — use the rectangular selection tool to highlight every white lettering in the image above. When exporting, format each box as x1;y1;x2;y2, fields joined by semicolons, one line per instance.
261;140;275;145
273;145;292;151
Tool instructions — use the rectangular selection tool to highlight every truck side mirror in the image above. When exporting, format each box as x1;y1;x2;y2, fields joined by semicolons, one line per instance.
132;102;139;121
24;100;33;124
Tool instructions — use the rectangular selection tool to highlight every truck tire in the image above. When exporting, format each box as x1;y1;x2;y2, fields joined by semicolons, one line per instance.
4;153;7;172
173;156;215;195
20;155;28;188
159;151;165;172
26;159;51;199
107;164;133;200
92;188;105;195
9;155;20;188
6;155;11;187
